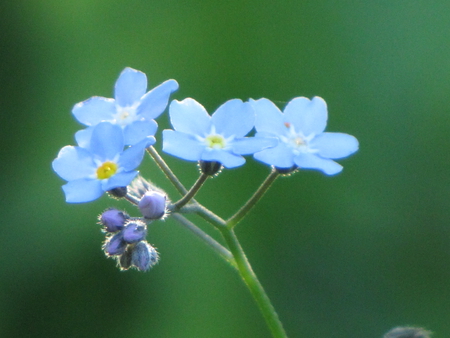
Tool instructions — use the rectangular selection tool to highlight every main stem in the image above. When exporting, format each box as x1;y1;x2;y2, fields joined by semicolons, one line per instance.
220;227;288;338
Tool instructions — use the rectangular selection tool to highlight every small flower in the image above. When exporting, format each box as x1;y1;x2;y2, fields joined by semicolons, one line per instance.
73;67;178;146
162;98;277;168
131;241;159;271
99;208;128;232
52;122;152;203
384;327;432;338
249;97;358;175
122;220;148;244
138;191;167;219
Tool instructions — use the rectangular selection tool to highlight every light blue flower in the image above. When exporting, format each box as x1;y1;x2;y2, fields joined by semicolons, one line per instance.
249;97;358;175
162;98;277;168
52;122;153;203
73;67;178;146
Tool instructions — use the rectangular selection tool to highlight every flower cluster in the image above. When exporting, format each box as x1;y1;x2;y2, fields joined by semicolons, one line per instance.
52;67;359;271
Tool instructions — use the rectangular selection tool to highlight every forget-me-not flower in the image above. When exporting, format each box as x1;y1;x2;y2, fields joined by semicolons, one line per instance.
73;67;178;146
162;98;277;168
52;122;153;203
249;97;358;175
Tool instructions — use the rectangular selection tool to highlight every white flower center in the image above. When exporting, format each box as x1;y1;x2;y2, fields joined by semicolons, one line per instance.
196;125;235;150
280;122;316;155
113;105;139;127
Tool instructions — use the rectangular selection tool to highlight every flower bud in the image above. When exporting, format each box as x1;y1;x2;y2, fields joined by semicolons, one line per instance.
131;241;159;271
108;186;128;198
122;220;147;243
104;232;127;256
138;191;166;219
118;247;133;270
100;208;128;232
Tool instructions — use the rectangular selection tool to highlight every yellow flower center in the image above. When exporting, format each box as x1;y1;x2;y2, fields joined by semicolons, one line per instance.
119;111;130;120
205;135;226;149
96;161;118;180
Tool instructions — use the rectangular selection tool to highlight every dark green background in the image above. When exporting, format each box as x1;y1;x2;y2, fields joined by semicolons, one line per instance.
1;1;449;337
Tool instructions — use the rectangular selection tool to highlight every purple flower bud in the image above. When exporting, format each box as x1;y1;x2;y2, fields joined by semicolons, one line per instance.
104;232;127;256
138;191;166;219
122;220;147;244
118;247;133;270
131;241;159;271
100;208;128;232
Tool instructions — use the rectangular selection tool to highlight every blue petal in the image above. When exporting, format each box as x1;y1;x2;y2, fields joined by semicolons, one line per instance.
253;143;294;168
200;149;245;168
284;97;328;136
162;130;204;161
310;132;359;159
72;97;116;126
118;137;154;171
169;98;211;135
114;68;147;107
123;120;158;145
52;146;96;181
293;153;343;175
62;179;103;203
89;122;124;160
232;137;278;155
75;127;94;148
102;171;139;191
137;79;179;120
211;100;254;137
250;98;285;136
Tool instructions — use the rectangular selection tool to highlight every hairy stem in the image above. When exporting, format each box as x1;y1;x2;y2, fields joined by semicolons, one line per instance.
173;173;209;210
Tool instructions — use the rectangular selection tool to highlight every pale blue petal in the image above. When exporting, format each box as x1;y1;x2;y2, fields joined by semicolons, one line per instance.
52;146;96;181
102;171;138;191
89;122;124;160
62;179;103;203
169;98;211;135
284;97;328;136
118;137;154;171
72;97;116;126
211;100;254;137
123;120;158;145
232;137;278;155
253;143;294;168
200;149;245;168
250;98;285;135
114;68;147;107
162;130;204;161
293;153;343;175
310;132;359;159
137;79;179;120
75;127;93;148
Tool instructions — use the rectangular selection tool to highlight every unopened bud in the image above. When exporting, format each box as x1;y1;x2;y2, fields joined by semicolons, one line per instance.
118;247;133;270
122;220;147;243
100;208;128;232
138;191;166;219
104;232;127;256
108;186;128;198
131;241;159;271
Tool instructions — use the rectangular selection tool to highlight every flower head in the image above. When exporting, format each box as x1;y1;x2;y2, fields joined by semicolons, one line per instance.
52;122;152;203
162;98;277;168
73;67;178;146
249;97;358;175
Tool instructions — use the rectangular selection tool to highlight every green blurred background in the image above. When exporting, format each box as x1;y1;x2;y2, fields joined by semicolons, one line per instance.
1;1;449;337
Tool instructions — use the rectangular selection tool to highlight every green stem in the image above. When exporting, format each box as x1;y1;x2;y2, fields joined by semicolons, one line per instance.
220;227;288;338
171;213;236;268
173;173;209;210
146;146;188;195
227;169;279;228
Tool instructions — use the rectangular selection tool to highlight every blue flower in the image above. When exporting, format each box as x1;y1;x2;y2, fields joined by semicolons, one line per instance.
52;122;152;203
73;67;178;146
162;98;277;168
249;97;358;175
